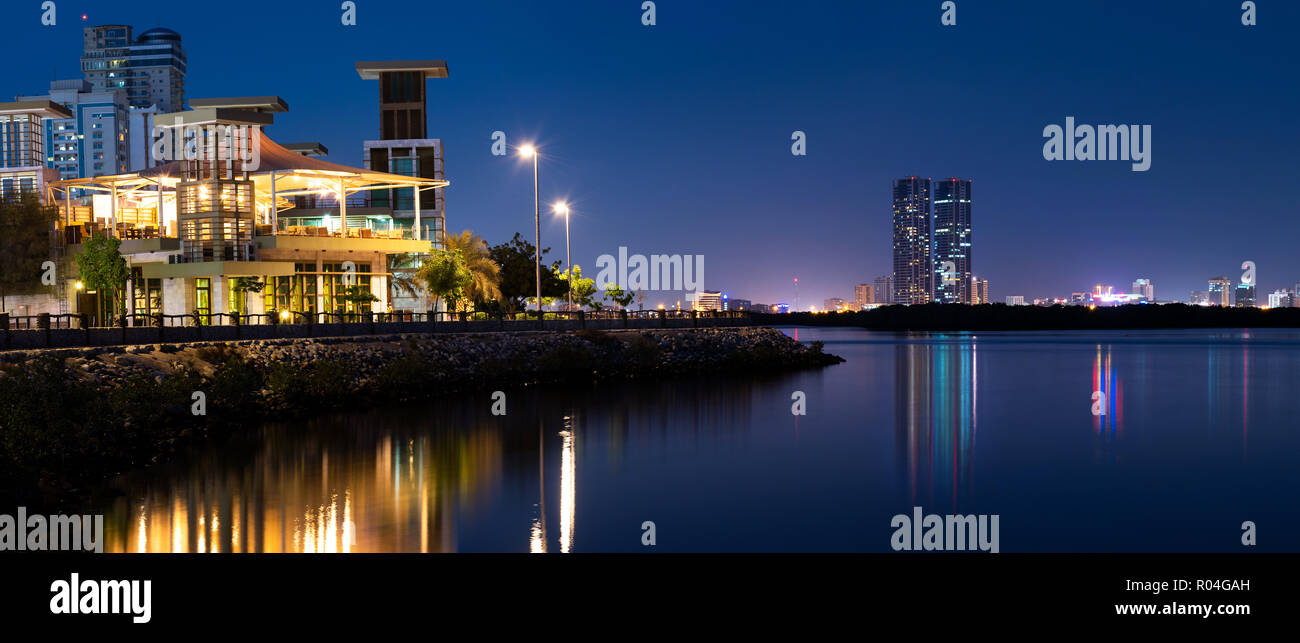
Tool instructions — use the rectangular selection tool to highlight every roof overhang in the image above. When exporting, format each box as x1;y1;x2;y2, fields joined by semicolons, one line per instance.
356;60;449;80
188;96;290;113
0;100;73;119
154;108;275;128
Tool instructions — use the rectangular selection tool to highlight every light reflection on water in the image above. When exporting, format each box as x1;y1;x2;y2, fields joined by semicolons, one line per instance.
100;328;1300;552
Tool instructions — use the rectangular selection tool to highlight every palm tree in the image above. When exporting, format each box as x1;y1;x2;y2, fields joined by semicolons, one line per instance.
387;252;423;310
442;229;502;310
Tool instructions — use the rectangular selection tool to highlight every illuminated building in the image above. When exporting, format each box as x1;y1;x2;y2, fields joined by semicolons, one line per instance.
973;277;989;304
357;61;448;247
81;25;186;113
891;176;931;305
692;290;722;311
1005;295;1026;306
1234;283;1256;308
1190;291;1210;305
726;298;751;312
823;297;847;312
1208;277;1231;306
854;283;873;307
16;79;131;180
1267;290;1291;308
874;275;893;304
1132;278;1154;302
47;103;448;324
932;178;973;303
0;100;70;202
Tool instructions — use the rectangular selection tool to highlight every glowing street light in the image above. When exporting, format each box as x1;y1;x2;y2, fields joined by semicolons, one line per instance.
553;202;571;311
520;144;541;318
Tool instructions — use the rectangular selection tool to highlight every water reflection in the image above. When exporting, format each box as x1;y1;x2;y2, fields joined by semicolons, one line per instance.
103;377;754;553
894;338;977;512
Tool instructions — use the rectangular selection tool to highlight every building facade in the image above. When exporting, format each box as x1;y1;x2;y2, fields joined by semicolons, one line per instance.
358;61;448;246
0;101;70;201
16;80;131;180
891;176;931;305
1235;283;1256;308
932;178;972;304
1132;278;1154;302
1208;277;1231;306
81;25;186;113
692;290;722;311
973;277;989;304
873;275;893;304
854;283;873;307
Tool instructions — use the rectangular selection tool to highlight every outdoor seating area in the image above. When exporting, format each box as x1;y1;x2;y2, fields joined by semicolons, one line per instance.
276;225;410;240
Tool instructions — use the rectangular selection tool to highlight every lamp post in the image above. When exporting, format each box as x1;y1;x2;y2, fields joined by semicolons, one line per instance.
554;202;571;311
520;145;541;318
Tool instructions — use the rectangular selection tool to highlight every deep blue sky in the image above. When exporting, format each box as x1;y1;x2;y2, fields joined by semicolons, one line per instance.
11;1;1299;307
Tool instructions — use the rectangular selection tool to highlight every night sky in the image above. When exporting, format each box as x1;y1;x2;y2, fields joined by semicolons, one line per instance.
10;1;1299;308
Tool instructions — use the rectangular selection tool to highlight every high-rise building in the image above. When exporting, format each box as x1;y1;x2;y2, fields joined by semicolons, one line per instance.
891;176;931;305
932;178;972;303
0;101;71;202
16;80;131;180
823;297;847;312
854;284;873;307
1267;290;1291;308
1235;283;1256;308
873;275;893;304
81;25;186;113
1132;278;1154;302
973;277;989;304
357;61;448;245
1190;291;1210;305
1208;277;1231;306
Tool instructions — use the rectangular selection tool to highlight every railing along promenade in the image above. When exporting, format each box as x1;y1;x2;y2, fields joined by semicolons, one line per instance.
0;309;751;350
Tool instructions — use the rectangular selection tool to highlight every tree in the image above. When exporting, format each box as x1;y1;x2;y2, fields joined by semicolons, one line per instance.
443;229;502;308
229;277;264;315
340;285;379;317
75;232;128;322
416;248;472;313
0;195;57;313
387;253;423;309
604;283;634;310
488;232;566;313
556;265;598;309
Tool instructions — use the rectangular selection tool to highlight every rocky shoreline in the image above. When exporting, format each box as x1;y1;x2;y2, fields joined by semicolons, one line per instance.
0;327;842;506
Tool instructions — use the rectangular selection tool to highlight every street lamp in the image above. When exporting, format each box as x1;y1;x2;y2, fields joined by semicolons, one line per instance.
519;144;541;318
553;202;571;311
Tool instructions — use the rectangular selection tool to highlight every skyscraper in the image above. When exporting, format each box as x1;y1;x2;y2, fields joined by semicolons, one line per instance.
932;178;972;304
1208;277;1231;306
972;277;989;304
854;284;873;307
892;176;931;305
81;25;186;113
1132;278;1154;302
873;275;893;304
16;79;130;179
1235;283;1256;308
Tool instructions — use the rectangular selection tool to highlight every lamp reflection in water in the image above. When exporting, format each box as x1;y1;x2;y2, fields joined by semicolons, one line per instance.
895;338;978;511
530;414;578;553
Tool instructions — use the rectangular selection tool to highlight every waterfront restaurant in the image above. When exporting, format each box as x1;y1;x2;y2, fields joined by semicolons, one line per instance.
46;107;449;324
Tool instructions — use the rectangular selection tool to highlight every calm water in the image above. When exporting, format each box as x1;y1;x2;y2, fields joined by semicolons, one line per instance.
99;327;1300;552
